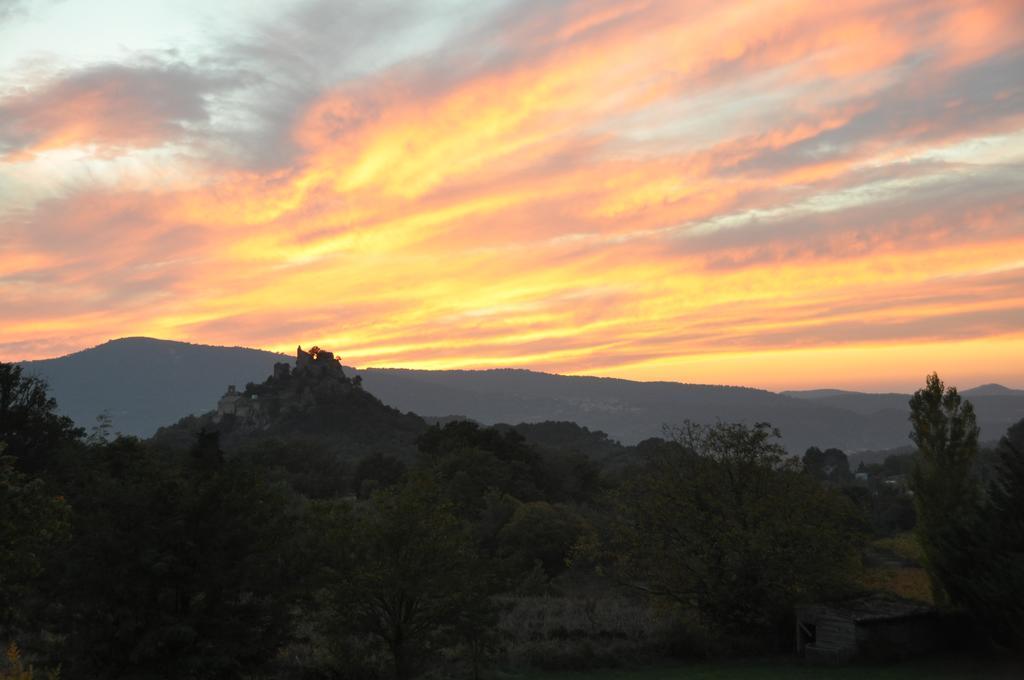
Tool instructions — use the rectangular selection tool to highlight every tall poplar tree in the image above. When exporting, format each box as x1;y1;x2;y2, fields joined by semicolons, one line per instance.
908;372;980;605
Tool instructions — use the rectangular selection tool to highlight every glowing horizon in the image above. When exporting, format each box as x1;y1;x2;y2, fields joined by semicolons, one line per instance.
2;0;1023;392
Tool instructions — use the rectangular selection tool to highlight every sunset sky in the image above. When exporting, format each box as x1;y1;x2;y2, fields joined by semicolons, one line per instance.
1;0;1022;391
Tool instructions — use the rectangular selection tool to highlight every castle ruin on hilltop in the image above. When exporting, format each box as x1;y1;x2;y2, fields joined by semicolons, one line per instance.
293;345;345;378
214;345;353;425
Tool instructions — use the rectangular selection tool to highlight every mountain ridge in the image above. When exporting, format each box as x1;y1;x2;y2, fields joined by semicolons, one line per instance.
18;337;1024;453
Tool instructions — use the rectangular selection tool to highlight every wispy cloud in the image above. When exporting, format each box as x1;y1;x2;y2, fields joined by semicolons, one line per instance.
1;0;1022;390
0;59;251;160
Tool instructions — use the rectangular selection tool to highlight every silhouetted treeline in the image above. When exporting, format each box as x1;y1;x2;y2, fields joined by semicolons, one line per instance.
1;362;1021;678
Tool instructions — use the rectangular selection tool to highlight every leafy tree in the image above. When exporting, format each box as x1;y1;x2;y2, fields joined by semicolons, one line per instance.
496;500;590;578
325;478;493;679
976;419;1024;647
189;427;225;470
609;421;859;646
288;499;368;678
0;447;70;639
907;373;980;604
802;446;852;484
417;422;545;516
881;453;915;478
936;418;1024;649
86;411;114;445
535;449;604;504
353;452;407;499
56;436;303;679
0;363;81;473
869;486;916;534
235;437;352;499
505;421;623;461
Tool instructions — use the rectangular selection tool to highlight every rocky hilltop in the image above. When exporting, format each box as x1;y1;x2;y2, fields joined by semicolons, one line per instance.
152;345;427;459
213;346;355;428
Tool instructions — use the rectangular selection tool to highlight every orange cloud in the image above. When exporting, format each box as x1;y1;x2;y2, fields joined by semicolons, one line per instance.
1;0;1023;392
0;62;238;160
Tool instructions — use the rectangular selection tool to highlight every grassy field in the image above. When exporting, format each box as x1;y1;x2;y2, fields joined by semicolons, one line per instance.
499;653;1024;679
861;532;934;604
872;533;927;564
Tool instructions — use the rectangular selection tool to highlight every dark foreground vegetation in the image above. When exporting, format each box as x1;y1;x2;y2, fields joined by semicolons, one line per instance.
1;359;1021;679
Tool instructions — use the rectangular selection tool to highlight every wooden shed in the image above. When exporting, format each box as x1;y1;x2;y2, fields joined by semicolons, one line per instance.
796;594;939;664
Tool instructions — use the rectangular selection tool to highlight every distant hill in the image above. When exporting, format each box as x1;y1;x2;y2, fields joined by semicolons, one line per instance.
18;337;1024;453
781;389;910;415
962;384;1024;397
783;386;1024;447
20;338;287;438
355;367;883;452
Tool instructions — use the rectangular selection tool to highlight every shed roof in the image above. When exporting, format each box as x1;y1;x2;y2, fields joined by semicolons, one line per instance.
797;594;934;623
